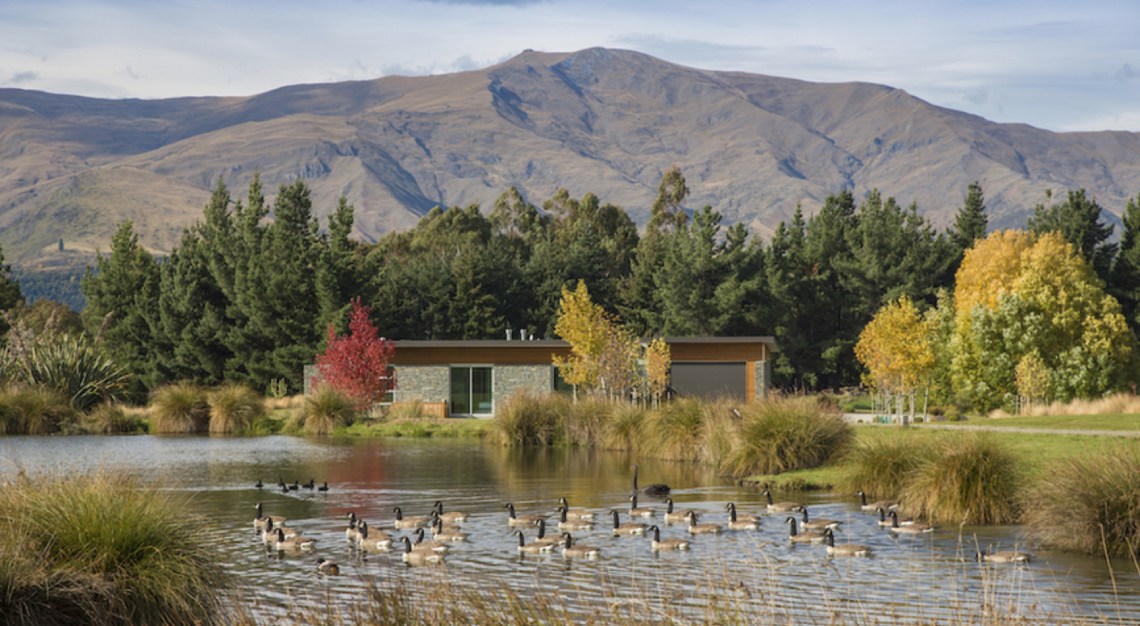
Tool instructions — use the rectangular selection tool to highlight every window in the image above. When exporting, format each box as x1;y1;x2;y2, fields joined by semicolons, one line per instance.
450;366;493;416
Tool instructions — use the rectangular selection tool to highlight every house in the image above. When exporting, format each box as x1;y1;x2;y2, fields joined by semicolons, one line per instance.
390;335;777;417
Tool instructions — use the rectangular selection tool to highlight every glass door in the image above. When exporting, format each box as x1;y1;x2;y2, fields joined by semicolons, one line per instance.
450;366;493;417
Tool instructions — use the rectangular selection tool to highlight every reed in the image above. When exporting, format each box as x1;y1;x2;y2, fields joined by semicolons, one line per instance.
0;384;75;435
901;433;1021;525
149;382;210;434
722;396;850;477
837;432;935;500
207;383;265;434
601;402;646;451
303;385;359;435
490;392;562;446
1024;444;1140;556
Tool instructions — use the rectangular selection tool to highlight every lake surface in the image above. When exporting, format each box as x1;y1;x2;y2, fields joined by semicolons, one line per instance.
1;435;1136;624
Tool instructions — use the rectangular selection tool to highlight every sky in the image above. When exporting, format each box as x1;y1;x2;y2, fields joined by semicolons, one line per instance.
2;0;1139;132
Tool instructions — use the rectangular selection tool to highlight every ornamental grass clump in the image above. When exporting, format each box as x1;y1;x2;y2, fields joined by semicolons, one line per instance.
491;392;562;446
838;433;935;501
303;385;359;435
722;396;851;477
207;384;265;434
1024;444;1140;556
561;396;609;446
0;473;230;626
901;433;1021;525
149;383;209;434
602;402;646;451
642;397;705;461
0;384;74;434
77;401;143;434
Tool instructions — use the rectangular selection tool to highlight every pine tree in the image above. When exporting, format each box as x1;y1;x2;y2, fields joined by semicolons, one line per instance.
0;243;23;342
1027;188;1116;281
949;181;988;252
1109;193;1140;330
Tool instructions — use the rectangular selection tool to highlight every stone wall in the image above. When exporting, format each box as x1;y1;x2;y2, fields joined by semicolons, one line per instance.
754;359;770;399
494;364;553;405
392;365;450;405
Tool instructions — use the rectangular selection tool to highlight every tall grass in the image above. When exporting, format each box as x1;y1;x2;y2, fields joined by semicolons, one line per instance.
491;392;562;446
837;433;935;500
990;391;1140;417
721;396;851;478
76;401;145;434
602;402;647;451
901;434;1021;525
149;383;210;434
1024;444;1140;556
303;385;358;435
642;397;706;460
207;384;265;434
0;384;75;435
0;473;230;626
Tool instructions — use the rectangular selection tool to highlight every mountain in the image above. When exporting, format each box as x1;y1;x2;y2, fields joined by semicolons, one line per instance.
3;47;1140;276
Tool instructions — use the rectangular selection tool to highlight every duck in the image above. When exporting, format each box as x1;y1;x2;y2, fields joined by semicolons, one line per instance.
823;528;871;557
556;506;593;531
253;502;287;530
875;506;913;527
504;503;548;528
628;495;656;518
559;533;600;559
763;488;804;513
663;498;695;524
355;520;393;552
785;516;826;543
513;529;555;554
400;536;444;565
631;464;670;497
648;524;691;551
433;501;469;524
392;506;430;530
685;511;723;535
976;550;1032;563
431;517;469;542
799;507;841;531
274;527;316;552
725;503;761;530
888;510;934;534
316;558;340;575
412;527;450;554
857;490;897;512
609;509;648;536
557;497;595;521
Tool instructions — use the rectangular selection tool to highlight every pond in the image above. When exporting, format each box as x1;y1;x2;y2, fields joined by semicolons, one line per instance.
1;435;1136;624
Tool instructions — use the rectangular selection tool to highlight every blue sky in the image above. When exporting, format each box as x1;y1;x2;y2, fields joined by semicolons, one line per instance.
2;0;1138;132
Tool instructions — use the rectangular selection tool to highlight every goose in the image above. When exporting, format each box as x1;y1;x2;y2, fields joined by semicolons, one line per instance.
430;511;464;534
875;506;913;527
259;517;300;545
392;506;430;530
345;515;362;543
274;527;316;552
253;502;287;530
355;520;393;552
763;488;804;513
412;527;450;553
628;495;656;518
255;479;263;490
280;483;290;494
301;479;315;490
530;519;560;550
631;464;670;497
288;481;299;491
648;524;691;551
317;482;329;492
316;558;340;575
685;511;723;535
785;516;825;543
799;507;841;531
977;550;1032;563
663;498;695;524
888;510;934;534
276;479;287;491
431;517;469;542
609;509;648;536
823;528;871;557
725;503;761;530
559;533;600;559
557;497;595;521
513;529;555;554
857;490;897;512
400;536;444;565
433;501;469;524
504;503;548;528
557;506;593;531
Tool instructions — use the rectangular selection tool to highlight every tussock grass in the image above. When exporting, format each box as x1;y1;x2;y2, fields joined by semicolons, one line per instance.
642;397;705;461
721;396;851;478
77;401;144;434
0;473;230;626
0;384;75;435
991;392;1140;418
265;394;306;411
491;392;562;446
149;383;209;434
562;396;608;446
207;384;265;434
1025;444;1140;556
303;385;358;435
901;433;1021;525
385;400;427;420
837;433;935;500
602;403;646;451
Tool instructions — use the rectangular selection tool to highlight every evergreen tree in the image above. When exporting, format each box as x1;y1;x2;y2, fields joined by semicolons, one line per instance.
1109;193;1140;330
949;181;988;252
0;243;23;342
1027;188;1116;281
622;168;690;334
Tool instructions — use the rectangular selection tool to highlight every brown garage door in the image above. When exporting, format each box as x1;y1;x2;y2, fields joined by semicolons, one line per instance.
671;362;746;400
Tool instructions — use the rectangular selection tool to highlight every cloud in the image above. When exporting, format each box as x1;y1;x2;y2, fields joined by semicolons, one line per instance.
1117;63;1136;81
9;70;39;84
416;0;542;5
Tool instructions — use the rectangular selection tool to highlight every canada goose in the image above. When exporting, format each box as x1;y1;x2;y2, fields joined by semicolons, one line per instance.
557;497;595;521
400;536;444;565
253;502;287;530
316;558;340;575
355;520;393;552
888;510;934;534
648;524;691;551
301;479;315;490
725;502;761;530
504;503;548;528
317;482;329;492
274;527;316;552
557;506;593;531
823;528;871;557
685;511;723;535
763;488;804;513
857;490;897;512
345;515;362;543
276;479;286;490
255;479;263;490
800;507;840;531
977;550;1032;563
260;517;300;545
609;509;648;536
433;500;469;524
632;464;670;497
513;529;555;554
560;533;600;559
429;511;464;536
530;519;560;550
280;483;289;494
412;527;450;553
875;506;914;527
628;495;656;518
431;517;469;542
663;498;695;524
392;506;430;530
288;481;299;491
785;516;825;543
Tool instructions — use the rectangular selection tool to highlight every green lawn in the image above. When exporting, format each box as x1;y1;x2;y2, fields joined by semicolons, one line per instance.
932;413;1140;431
339;417;492;439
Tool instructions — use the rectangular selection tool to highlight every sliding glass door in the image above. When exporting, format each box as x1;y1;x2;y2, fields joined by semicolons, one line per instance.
450;366;493;416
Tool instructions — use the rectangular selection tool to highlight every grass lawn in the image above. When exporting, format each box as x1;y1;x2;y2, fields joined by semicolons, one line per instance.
933;413;1140;431
339;417;492;438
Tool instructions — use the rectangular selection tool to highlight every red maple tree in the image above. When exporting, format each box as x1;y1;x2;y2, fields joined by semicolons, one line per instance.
313;298;395;409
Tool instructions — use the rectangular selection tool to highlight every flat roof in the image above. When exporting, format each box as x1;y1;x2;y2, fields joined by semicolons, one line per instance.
394;336;778;351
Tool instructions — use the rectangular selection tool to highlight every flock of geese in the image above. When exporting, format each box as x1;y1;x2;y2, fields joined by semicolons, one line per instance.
251;468;1032;576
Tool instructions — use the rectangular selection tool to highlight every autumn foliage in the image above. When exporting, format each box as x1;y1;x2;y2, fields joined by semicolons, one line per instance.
313;298;395;409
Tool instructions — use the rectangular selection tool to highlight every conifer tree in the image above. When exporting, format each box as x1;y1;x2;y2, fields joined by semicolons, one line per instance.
0;243;22;342
1109;193;1140;330
1027;188;1116;281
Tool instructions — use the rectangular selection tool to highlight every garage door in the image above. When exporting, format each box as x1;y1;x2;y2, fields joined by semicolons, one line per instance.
671;362;746;400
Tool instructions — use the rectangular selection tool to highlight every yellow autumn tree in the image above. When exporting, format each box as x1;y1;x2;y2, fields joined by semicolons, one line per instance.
644;337;671;408
855;295;935;421
553;281;609;398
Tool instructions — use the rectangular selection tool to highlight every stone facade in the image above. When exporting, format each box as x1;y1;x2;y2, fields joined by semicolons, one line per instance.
392;365;450;405
494;365;554;406
754;360;770;399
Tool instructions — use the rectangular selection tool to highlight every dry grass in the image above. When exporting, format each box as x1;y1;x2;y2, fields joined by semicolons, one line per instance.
265;394;306;411
149;383;209;434
991;392;1140;418
303;386;358;435
207;384;265;434
901;433;1022;525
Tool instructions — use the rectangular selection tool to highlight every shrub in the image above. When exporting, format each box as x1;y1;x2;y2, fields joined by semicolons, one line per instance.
149;383;209;434
303;385;358;435
491;392;562;446
207;384;265;434
1024;444;1140;556
0;473;230;626
901;433;1021;525
6;332;130;411
838;433;935;500
0;384;75;435
722;396;851;477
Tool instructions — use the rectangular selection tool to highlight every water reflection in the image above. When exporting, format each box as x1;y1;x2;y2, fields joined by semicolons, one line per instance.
1;435;1136;624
